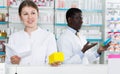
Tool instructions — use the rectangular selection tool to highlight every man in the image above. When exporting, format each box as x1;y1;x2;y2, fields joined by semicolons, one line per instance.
57;8;109;64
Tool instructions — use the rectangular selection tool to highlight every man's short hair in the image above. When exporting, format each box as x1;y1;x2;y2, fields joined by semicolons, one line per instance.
66;8;82;23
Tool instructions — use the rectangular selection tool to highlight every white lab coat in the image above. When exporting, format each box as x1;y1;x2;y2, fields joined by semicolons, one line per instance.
5;27;57;65
57;28;99;64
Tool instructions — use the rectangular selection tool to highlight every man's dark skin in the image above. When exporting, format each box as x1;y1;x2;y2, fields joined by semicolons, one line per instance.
67;9;109;54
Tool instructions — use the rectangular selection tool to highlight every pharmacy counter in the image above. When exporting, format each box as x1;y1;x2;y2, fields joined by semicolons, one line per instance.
6;64;108;74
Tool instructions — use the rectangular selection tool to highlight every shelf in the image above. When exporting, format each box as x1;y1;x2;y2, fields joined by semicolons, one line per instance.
9;22;21;24
87;39;103;42
83;24;103;27
56;23;102;27
55;8;103;13
0;37;6;40
55;8;69;10
0;22;8;24
0;6;7;8
9;6;54;9
55;23;67;26
82;9;103;13
38;7;54;10
0;52;5;55
38;22;53;25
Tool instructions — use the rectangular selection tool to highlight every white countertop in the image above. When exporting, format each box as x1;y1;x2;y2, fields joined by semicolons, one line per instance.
6;64;108;74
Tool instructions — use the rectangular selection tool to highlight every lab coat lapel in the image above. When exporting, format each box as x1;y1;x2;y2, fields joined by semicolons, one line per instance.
67;30;89;64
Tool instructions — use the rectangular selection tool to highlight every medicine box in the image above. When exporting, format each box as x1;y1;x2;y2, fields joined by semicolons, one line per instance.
49;52;64;64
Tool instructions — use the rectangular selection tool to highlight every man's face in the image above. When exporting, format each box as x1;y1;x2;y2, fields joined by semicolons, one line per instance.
68;12;83;31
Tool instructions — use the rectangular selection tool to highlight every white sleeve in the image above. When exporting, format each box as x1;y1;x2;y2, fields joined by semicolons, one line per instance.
85;48;100;63
45;33;57;64
57;37;83;64
5;35;15;64
80;33;99;63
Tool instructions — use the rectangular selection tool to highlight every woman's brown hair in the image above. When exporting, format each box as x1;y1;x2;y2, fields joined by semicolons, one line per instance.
18;0;39;16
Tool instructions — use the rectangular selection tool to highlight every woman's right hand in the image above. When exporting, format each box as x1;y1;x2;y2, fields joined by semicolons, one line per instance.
10;55;21;64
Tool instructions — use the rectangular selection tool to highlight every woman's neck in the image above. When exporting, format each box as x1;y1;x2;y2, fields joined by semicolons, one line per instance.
24;26;38;35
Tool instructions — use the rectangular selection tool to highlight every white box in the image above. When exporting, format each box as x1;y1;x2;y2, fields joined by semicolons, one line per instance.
0;63;5;74
108;54;120;74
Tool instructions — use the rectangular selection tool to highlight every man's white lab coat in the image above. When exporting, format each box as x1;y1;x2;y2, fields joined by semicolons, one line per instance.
57;27;99;64
5;27;57;65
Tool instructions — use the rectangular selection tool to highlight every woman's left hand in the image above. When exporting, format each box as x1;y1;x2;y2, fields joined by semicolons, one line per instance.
10;55;21;64
50;61;61;66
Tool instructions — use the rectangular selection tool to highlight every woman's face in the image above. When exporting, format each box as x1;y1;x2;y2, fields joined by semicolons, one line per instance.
20;6;38;28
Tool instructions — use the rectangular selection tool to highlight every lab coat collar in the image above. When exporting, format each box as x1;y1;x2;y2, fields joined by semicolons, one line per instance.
22;27;42;37
30;27;41;34
67;27;77;35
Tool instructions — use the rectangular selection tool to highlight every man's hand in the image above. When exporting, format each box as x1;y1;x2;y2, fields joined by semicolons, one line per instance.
82;42;98;53
10;55;21;64
97;43;110;54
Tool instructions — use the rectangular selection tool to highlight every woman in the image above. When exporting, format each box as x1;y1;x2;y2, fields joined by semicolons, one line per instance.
5;0;58;66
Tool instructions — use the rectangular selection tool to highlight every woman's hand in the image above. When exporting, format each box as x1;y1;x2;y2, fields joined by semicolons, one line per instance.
10;55;21;64
50;61;61;66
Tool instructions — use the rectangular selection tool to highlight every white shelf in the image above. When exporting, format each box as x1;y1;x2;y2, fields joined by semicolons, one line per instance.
0;6;7;8
0;22;8;24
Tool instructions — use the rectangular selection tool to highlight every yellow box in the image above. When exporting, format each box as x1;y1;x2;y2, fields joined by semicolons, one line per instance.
49;52;64;64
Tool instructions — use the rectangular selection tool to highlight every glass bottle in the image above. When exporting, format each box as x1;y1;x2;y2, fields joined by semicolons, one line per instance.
1;30;7;38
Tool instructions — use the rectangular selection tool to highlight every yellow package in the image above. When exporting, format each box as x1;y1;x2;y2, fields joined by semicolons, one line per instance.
49;52;64;64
